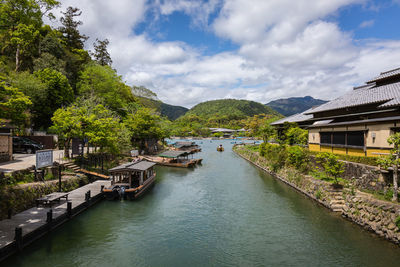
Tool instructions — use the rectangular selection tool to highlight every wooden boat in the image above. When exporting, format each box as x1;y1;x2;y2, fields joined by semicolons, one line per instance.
217;146;224;152
142;150;202;168
172;141;202;153
103;160;156;200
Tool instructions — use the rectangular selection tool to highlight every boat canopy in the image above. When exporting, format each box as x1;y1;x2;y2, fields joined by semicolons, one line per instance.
158;150;189;158
173;141;197;148
109;160;156;173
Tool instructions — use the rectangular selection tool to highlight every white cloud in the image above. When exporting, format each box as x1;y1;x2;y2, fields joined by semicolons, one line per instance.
359;19;375;28
52;0;400;109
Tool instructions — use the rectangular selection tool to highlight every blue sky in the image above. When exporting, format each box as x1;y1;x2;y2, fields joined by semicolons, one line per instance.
56;0;400;107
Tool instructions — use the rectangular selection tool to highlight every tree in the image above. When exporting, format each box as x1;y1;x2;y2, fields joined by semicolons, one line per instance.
0;77;32;128
316;152;345;186
0;0;59;71
377;133;400;201
91;38;112;66
7;71;46;128
285;126;308;145
34;68;74;128
77;63;135;116
59;6;88;50
124;108;166;152
50;105;81;157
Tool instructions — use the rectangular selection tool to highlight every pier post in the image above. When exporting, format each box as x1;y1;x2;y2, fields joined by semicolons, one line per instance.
7;208;12;219
46;209;53;223
101;185;104;192
15;227;22;250
85;190;91;202
67;202;72;218
58;165;62;192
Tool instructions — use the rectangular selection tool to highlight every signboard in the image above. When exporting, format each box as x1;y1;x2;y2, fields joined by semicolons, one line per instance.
130;150;139;157
72;138;84;155
36;149;53;169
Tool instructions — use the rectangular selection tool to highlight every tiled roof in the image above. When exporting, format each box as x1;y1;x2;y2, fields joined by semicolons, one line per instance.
306;81;400;114
271;109;314;125
367;68;400;83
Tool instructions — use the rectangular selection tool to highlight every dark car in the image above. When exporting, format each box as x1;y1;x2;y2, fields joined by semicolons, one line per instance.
12;137;44;154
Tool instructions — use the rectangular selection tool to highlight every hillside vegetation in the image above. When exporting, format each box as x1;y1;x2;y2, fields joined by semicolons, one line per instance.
266;96;327;116
186;99;281;119
168;99;283;136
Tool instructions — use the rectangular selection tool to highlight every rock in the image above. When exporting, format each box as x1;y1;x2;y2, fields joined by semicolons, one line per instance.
388;223;396;231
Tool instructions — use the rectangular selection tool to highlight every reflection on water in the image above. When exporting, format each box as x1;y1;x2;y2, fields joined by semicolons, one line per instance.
4;140;400;267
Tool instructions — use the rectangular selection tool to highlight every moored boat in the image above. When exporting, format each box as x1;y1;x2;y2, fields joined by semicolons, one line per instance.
103;160;156;200
142;150;202;168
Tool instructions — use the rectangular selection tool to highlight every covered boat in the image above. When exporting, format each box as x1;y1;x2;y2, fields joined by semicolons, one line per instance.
104;160;156;200
143;150;202;168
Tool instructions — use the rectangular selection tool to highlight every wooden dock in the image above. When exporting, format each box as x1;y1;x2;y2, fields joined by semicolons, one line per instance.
0;180;111;262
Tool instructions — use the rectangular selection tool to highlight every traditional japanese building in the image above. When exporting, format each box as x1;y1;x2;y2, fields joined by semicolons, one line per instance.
272;67;400;157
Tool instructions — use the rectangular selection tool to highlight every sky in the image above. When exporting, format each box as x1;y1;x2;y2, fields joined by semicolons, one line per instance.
52;0;400;108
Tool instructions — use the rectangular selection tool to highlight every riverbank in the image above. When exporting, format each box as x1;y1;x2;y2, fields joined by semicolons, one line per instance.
233;144;400;245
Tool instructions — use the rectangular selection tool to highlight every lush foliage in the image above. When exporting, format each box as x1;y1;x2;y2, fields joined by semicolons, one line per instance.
315;152;345;185
0;78;32;127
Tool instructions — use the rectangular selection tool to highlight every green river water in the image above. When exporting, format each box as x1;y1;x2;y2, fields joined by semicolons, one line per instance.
3;140;400;267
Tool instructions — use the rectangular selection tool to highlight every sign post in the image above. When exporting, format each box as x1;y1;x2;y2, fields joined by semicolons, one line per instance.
36;150;53;181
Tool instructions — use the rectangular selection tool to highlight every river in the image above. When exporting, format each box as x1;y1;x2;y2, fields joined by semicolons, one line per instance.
3;140;400;267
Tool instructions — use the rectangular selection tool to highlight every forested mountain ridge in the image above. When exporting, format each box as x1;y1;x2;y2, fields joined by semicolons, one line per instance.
186;99;281;119
265;96;327;116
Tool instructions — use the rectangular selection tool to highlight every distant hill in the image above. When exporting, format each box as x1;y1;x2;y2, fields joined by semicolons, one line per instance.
160;102;188;120
186;99;281;119
265;96;328;116
135;96;188;120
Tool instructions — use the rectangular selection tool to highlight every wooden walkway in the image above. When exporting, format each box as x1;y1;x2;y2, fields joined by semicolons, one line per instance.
0;180;111;261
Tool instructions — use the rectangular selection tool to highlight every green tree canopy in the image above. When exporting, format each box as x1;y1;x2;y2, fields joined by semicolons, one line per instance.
0;77;32;128
77;63;136;116
34;68;74;128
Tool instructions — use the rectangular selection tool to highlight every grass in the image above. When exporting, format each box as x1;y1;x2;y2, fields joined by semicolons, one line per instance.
309;151;379;166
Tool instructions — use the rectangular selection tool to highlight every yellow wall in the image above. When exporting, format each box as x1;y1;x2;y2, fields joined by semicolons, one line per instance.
309;143;320;152
320;145;332;153
332;147;347;155
347;148;365;157
366;148;391;157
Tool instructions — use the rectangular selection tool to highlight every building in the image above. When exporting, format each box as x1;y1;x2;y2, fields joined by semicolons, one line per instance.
209;128;247;138
272;67;400;157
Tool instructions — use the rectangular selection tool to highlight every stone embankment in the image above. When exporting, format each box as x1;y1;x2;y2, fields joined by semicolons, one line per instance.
234;146;400;245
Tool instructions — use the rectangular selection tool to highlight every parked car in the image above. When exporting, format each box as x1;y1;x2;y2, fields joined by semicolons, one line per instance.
12;137;44;154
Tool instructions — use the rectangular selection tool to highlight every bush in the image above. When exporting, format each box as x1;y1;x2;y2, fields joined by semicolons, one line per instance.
287;146;309;172
259;143;266;157
315;152;345;185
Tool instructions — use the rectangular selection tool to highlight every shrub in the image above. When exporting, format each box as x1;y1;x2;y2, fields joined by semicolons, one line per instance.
287;146;309;172
395;216;400;229
259;143;266;157
315;152;345;185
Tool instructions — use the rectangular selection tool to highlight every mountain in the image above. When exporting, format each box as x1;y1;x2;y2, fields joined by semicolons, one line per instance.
186;99;282;119
135;96;188;120
160;102;188;120
265;96;328;117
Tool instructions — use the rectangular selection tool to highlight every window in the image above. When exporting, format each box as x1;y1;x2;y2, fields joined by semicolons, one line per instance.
333;132;345;145
319;131;365;147
320;132;331;144
347;131;364;147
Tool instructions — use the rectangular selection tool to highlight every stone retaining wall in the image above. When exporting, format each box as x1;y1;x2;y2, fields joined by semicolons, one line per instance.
234;145;400;245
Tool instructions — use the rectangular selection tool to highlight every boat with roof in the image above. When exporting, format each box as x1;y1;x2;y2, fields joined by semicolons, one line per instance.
103;159;156;200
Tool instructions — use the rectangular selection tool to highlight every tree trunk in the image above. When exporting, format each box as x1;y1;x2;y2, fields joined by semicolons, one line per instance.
15;44;20;72
393;153;398;202
64;139;70;159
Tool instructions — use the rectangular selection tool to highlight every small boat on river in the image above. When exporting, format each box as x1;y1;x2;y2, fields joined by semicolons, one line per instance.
217;145;224;152
103;159;156;200
142;150;202;168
